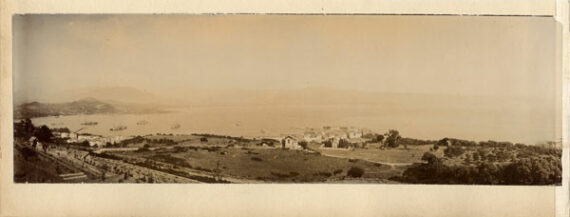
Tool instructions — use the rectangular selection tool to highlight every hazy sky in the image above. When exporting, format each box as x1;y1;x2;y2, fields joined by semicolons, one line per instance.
13;15;557;101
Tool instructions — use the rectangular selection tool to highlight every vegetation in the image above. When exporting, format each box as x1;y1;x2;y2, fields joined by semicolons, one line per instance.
443;146;465;158
338;139;351;149
400;137;436;146
50;127;71;133
13;119;562;185
363;134;385;143
14;119;54;143
298;141;308;149
117;136;176;147
14;119;37;140
347;166;364;178
191;133;252;142
383;130;401;148
395;146;562;185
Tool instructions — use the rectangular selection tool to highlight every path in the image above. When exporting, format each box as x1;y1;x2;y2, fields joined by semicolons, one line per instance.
318;152;415;169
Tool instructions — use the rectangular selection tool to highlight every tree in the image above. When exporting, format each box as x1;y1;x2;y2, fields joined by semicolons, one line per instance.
383;130;401;148
477;148;489;161
323;140;332;148
475;163;500;184
298;141;308;149
421;152;440;165
376;135;385;143
14;118;35;139
495;150;511;162
34;125;53;143
464;154;472;163
347;166;364;178
338;139;350;149
437;138;449;147
81;141;90;147
472;152;480;161
433;144;440;151
443;146;465;158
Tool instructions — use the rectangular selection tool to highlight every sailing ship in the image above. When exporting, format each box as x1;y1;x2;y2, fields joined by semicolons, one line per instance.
170;123;181;130
136;120;149;125
81;121;98;126
110;125;127;131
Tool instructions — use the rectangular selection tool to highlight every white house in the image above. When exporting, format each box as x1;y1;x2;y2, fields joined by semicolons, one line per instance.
347;130;363;139
281;136;301;149
69;133;78;140
60;132;70;138
303;132;323;142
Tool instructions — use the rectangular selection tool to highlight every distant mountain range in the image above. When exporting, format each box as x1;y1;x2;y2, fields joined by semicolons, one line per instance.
13;86;552;119
13;86;178;106
14;97;165;119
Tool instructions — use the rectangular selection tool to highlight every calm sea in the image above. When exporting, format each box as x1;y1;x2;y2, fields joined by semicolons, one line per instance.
30;104;556;144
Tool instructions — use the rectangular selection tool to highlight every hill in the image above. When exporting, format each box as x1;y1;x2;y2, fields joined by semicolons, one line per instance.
14;98;164;119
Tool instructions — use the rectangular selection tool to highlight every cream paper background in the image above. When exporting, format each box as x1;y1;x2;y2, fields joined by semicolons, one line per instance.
0;0;568;217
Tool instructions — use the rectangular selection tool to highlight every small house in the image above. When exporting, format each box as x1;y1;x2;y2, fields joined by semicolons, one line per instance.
281;136;300;149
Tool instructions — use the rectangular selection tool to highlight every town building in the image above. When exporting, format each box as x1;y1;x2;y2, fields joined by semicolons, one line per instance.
60;132;70;138
347;130;363;139
303;132;323;142
281;136;301;149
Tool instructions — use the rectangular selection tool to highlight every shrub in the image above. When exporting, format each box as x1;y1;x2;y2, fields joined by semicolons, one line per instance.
338;139;350;149
298;141;308;149
34;125;54;143
472;152;480;161
173;146;187;153
323;140;332;148
375;135;385;143
333;169;343;175
19;147;38;160
443;146;465;158
314;172;332;177
347;167;364;178
433;144;439;151
270;171;299;179
383;130;401;148
421;152;440;165
251;157;263;162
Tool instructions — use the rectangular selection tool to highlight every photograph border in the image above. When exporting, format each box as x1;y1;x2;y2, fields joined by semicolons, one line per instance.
1;0;568;217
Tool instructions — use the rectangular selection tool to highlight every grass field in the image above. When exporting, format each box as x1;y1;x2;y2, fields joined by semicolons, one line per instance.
121;145;402;182
104;134;453;183
308;143;443;164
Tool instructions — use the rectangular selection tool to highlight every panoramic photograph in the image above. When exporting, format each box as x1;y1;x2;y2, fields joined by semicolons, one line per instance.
12;15;561;184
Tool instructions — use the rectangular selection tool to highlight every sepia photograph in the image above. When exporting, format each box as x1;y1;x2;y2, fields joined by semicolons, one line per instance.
11;14;562;185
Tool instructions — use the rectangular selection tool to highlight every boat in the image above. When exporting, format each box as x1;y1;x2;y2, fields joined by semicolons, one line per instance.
170;123;181;130
81;121;98;126
110;125;127;131
136;120;149;125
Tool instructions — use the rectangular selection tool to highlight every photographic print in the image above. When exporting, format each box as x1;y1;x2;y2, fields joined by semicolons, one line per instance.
12;15;562;185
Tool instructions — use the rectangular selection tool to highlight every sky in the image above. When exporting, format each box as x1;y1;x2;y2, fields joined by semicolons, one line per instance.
13;15;558;102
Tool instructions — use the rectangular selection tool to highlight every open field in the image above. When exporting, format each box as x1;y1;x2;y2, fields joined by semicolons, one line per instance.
110;144;401;183
308;143;444;165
